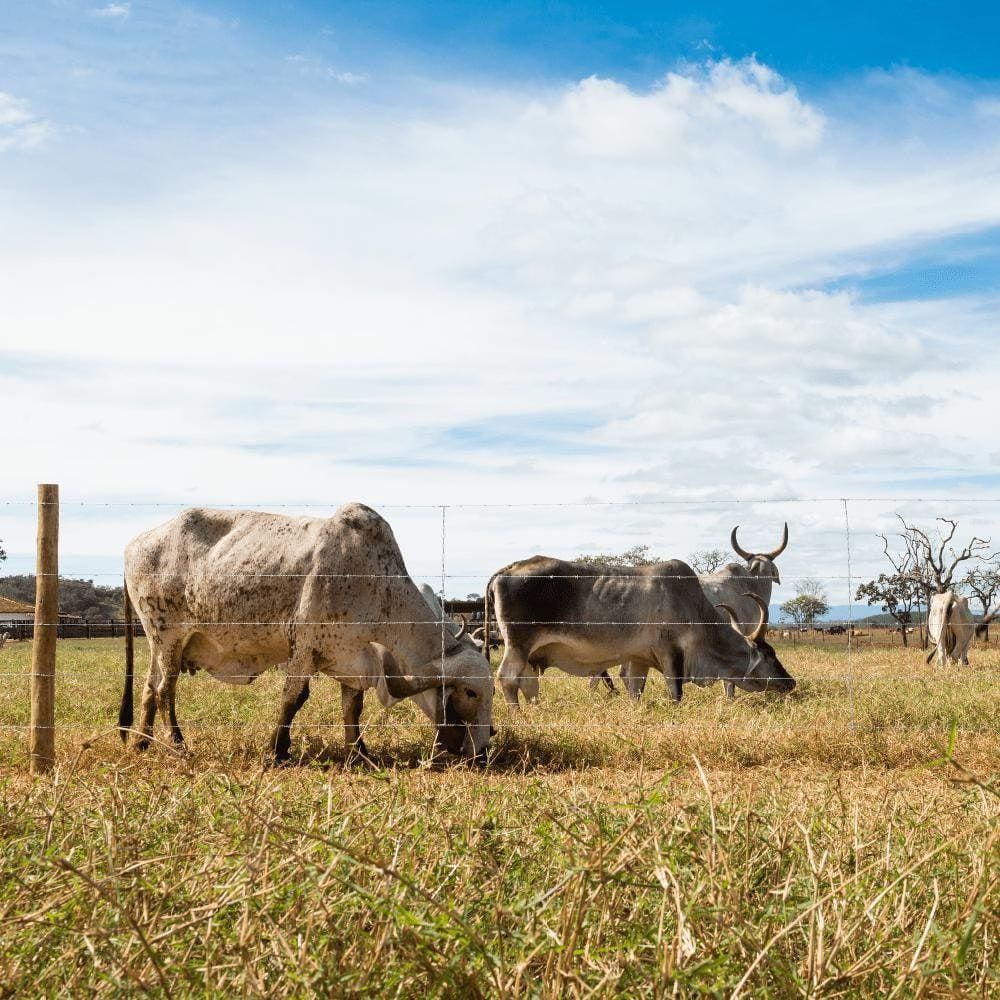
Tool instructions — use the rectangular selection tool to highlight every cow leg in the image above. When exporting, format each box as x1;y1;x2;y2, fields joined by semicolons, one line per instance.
656;648;683;703
620;661;648;701
498;647;531;709
135;645;163;750
156;642;185;745
269;670;311;764
723;680;736;700
522;664;541;704
341;685;372;762
589;670;617;695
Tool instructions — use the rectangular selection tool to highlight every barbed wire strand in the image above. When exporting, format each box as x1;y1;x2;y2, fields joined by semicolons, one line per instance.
8;496;1000;508
0;714;982;733
0;672;974;681
3;572;901;582
0;619;901;627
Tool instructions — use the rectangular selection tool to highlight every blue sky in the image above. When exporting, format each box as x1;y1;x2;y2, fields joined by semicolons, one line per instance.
2;1;1000;594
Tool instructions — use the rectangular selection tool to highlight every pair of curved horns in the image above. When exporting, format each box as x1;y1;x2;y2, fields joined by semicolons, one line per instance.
715;592;769;643
731;522;788;562
374;643;447;699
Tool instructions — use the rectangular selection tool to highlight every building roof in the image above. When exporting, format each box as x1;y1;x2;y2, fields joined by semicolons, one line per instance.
0;596;35;615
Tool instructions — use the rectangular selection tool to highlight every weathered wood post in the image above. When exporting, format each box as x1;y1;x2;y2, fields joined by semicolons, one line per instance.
30;483;59;775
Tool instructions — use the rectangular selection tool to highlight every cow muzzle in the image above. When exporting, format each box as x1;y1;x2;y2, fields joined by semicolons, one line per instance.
434;694;493;759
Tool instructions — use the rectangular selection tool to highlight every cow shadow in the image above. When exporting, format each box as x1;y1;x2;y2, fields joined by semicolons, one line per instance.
280;729;621;773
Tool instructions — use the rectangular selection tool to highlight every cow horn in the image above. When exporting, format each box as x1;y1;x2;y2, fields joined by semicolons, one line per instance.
730;526;754;562
374;643;444;699
764;522;789;560
715;603;744;635
452;614;467;640
743;592;770;643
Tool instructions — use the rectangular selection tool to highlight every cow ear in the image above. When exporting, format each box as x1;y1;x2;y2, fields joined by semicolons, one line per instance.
374;643;442;698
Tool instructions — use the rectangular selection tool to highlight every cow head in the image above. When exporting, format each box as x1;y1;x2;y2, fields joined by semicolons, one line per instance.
374;640;494;760
715;593;795;694
731;523;788;585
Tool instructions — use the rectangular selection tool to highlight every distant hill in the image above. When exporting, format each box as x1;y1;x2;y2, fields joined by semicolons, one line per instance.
771;603;928;627
0;575;124;621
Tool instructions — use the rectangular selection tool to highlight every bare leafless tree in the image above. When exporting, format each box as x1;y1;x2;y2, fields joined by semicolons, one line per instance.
688;548;728;574
898;516;993;593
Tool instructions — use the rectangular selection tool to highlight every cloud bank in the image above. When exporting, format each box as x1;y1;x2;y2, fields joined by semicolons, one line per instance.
2;52;1000;589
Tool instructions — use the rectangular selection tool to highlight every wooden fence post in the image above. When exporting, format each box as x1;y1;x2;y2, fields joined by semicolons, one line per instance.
30;484;59;775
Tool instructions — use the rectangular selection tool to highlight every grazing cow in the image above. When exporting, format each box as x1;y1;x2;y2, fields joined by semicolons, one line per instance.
620;523;789;700
119;505;494;762
485;557;794;708
926;591;996;667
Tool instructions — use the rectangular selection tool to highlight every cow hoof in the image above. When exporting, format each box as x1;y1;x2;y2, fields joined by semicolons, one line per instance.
269;739;293;766
346;740;375;766
134;737;150;752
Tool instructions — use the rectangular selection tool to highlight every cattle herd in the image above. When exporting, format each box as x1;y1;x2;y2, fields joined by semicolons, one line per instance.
114;503;984;764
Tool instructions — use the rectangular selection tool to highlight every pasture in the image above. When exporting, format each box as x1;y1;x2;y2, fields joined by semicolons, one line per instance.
1;637;998;996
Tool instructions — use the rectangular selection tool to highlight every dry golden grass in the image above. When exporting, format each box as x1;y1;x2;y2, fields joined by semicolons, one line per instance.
0;638;998;997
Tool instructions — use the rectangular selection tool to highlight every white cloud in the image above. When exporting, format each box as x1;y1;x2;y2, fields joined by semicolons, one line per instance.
91;3;130;19
527;57;823;157
2;59;1000;583
0;92;53;151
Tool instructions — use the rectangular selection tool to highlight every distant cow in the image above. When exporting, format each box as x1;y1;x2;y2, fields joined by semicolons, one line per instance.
486;556;794;708
120;505;494;762
926;591;996;667
0;632;8;650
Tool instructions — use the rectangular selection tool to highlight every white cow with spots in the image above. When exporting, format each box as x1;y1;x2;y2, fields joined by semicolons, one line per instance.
120;504;494;762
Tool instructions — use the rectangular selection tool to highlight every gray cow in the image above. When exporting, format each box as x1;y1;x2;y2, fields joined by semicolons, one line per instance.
119;504;494;762
486;556;794;708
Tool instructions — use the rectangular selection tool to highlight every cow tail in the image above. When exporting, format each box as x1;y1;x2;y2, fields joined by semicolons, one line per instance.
483;574;494;660
483;569;503;662
119;576;135;741
943;595;957;659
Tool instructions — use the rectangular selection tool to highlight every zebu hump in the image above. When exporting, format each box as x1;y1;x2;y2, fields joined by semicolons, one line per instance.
491;557;590;631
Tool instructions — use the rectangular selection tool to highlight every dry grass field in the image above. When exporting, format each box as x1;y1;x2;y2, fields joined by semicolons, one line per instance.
1;637;998;997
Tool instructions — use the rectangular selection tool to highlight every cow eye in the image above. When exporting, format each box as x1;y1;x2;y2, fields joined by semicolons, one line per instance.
464;688;478;700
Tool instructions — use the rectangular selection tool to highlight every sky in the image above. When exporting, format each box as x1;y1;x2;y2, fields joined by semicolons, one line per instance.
2;1;1000;603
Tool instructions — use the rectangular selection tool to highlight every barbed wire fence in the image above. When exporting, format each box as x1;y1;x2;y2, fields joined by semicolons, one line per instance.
4;486;1000;774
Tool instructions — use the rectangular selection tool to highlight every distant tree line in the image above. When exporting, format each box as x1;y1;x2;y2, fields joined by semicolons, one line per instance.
0;575;125;621
780;578;830;627
574;546;732;574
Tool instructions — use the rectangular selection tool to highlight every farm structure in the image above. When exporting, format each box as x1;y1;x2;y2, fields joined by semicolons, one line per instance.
0;596;35;627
